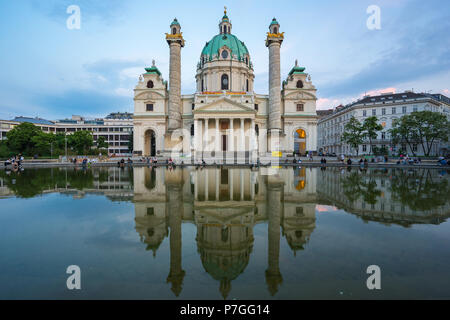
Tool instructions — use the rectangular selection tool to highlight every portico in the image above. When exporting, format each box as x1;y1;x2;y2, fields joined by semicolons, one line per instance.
193;116;256;156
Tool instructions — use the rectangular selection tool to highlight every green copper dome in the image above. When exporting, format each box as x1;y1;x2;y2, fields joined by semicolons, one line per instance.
201;33;250;62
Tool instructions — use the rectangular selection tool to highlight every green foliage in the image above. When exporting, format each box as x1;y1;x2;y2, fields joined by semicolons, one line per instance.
0;141;14;159
361;116;383;154
390;111;449;156
67;130;94;155
97;136;109;149
341;171;382;205
372;145;388;156
6;122;42;155
390;169;449;211
342;117;364;155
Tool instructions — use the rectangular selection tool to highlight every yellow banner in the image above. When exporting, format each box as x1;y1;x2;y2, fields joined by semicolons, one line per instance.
272;151;282;157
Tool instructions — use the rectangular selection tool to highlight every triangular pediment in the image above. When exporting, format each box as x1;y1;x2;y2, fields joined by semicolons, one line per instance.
284;90;317;100
194;97;256;114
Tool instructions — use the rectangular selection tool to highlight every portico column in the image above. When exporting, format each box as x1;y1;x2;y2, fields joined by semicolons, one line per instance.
203;118;209;152
215;118;220;152
194;119;199;157
229;118;234;152
250;118;255;151
240;118;245;151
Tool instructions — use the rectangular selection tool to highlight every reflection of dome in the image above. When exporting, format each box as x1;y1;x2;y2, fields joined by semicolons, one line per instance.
201;34;250;62
196;214;254;299
135;216;167;257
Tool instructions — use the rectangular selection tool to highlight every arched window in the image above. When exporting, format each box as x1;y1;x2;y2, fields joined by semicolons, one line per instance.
296;80;303;88
246;79;249;92
221;74;229;90
273;27;278;34
172;27;177;35
191;124;194;136
255;124;259;136
147;80;154;89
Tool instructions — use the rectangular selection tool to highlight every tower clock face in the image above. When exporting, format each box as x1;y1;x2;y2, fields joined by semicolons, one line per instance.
221;50;228;59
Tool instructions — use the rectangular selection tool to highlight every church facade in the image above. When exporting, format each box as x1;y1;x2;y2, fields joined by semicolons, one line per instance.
133;10;318;160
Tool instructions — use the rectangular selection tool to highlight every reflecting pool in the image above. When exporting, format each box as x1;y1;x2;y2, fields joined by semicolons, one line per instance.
0;166;449;299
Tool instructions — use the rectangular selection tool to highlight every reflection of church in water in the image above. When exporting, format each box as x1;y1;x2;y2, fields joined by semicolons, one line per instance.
133;167;317;298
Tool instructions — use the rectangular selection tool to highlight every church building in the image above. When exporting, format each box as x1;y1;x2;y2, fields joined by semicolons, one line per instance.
133;9;318;161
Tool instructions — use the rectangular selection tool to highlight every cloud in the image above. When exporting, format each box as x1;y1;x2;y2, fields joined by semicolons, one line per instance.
319;4;450;98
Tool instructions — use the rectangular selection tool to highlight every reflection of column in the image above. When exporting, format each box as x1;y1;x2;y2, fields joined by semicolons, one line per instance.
166;182;185;297
205;169;209;201
229;169;233;200
240;169;244;201
215;169;220;200
194;172;199;200
265;180;283;296
250;172;255;200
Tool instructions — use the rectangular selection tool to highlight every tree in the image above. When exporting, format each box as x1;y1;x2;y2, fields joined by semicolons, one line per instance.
97;136;109;149
389;116;420;156
342;116;364;155
6;122;42;155
361;116;383;154
31;131;56;156
390;111;449;156
68;130;93;155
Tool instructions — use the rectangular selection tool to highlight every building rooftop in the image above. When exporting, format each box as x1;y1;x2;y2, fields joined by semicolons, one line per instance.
11;117;55;126
105;112;133;120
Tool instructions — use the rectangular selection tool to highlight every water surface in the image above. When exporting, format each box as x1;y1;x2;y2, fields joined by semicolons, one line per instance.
1;166;449;299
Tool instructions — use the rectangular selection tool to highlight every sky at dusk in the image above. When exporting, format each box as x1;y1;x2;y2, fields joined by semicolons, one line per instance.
0;0;449;120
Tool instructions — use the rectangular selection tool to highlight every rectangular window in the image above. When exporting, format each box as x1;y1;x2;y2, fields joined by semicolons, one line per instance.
392;107;396;114
146;104;154;111
372;109;376;116
362;145;367;152
381;132;386;140
382;108;386;115
297;104;304;112
254;104;259;111
192;104;195;110
413;106;418;112
402;106;407;113
363;110;367;117
412;144;418;152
